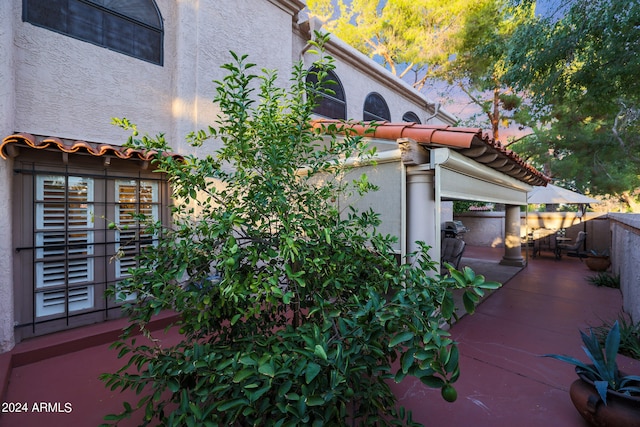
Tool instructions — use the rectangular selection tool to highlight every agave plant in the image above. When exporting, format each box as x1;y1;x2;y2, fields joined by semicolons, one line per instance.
544;321;640;405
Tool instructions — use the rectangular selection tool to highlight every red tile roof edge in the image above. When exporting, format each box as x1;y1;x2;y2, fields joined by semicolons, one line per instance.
311;119;550;185
0;133;183;161
311;119;480;149
2;126;549;185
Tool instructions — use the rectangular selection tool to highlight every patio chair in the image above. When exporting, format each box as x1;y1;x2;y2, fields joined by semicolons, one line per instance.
532;229;556;258
556;231;587;260
441;237;466;270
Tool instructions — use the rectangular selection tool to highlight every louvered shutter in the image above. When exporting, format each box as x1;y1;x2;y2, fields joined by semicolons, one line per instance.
114;180;159;301
34;176;94;317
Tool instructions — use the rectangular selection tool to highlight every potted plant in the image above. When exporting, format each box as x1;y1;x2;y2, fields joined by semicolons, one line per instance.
544;321;640;426
585;249;611;272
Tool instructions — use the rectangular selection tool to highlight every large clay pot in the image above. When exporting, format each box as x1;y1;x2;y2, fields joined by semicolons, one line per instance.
569;372;640;427
585;256;611;272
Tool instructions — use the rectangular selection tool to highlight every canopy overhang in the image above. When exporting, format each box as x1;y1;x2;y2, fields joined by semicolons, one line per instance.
431;148;532;206
527;184;600;205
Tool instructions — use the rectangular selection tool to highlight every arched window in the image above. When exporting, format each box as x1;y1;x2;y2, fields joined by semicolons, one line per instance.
402;111;421;124
23;0;164;65
306;67;347;120
363;92;391;122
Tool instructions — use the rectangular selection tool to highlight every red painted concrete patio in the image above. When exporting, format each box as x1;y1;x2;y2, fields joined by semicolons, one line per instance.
1;246;638;427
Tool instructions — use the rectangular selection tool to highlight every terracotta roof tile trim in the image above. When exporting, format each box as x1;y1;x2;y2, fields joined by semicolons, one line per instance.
311;120;550;185
2;123;549;186
0;133;183;161
312;119;480;149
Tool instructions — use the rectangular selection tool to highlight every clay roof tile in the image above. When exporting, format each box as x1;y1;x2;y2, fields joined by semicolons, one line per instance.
0;133;183;162
311;120;549;186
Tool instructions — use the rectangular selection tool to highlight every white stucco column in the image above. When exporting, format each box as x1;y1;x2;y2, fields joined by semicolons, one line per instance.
405;166;439;265
500;204;525;267
0;0;16;353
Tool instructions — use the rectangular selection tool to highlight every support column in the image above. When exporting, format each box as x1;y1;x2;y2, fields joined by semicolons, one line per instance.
500;204;525;267
405;166;439;265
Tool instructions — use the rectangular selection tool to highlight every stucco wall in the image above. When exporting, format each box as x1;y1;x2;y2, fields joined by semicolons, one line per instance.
454;211;610;251
2;0;460;351
311;37;452;125
455;212;506;247
0;0;16;352
11;0;445;153
13;0;172;145
11;0;300;157
609;214;640;324
343;158;404;252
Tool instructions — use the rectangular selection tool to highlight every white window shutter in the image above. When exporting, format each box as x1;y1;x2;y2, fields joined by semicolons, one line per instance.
34;176;94;317
114;180;159;301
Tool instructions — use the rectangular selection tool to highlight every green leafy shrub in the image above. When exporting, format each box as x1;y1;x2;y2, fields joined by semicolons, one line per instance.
100;35;500;426
593;314;640;361
586;272;620;288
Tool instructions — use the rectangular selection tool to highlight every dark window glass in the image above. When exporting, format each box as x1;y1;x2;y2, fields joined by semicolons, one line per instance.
363;92;391;122
23;0;163;65
306;67;347;120
402;111;421;124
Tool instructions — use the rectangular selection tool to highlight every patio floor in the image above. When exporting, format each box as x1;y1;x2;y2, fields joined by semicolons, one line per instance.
1;246;638;427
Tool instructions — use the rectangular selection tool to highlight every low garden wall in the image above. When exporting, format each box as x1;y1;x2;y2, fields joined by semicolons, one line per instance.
454;211;610;251
609;214;640;324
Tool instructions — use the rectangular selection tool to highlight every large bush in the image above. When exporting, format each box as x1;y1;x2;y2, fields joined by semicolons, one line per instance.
101;36;499;426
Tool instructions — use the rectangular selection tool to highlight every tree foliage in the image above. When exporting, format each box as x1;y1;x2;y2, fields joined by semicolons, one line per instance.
504;0;640;202
100;36;500;426
307;0;537;142
307;0;463;78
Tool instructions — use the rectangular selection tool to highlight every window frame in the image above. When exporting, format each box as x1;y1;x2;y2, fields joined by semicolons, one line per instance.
363;92;391;122
12;149;170;341
22;0;164;65
402;111;422;124
306;67;347;120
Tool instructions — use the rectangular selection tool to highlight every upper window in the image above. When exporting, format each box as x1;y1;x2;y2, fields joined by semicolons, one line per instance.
402;111;421;124
306;67;347;120
23;0;164;65
363;92;391;122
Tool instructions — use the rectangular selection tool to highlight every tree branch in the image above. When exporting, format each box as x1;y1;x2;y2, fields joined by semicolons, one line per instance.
504;132;534;148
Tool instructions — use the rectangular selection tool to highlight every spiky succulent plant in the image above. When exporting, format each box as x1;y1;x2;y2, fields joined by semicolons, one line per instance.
545;321;640;405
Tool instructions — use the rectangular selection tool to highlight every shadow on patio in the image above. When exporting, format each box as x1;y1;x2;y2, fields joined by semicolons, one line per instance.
1;246;638;427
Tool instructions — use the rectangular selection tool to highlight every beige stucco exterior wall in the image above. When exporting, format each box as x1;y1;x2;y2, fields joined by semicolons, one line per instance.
304;36;455;125
609;214;640;324
456;212;507;248
10;0;301;157
0;0;16;353
12;0;172;146
342;156;405;252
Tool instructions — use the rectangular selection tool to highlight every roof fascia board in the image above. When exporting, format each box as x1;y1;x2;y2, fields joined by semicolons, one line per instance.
267;0;306;16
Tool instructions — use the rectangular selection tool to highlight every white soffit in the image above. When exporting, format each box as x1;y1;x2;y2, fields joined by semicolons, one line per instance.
432;148;532;205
